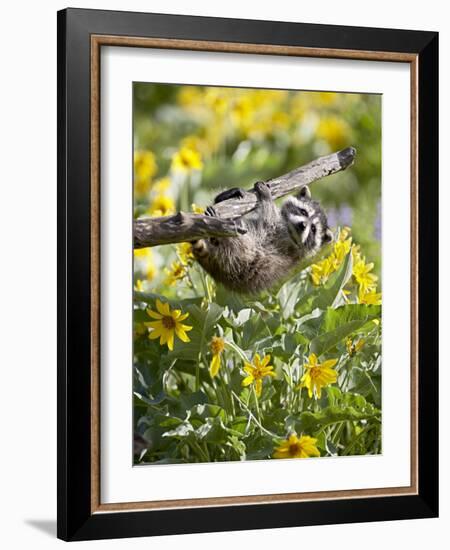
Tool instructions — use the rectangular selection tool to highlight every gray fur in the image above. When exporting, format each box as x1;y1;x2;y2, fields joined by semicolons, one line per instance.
192;183;332;294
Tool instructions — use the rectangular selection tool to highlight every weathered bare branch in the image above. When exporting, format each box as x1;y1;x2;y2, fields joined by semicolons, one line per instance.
134;147;356;248
134;211;247;248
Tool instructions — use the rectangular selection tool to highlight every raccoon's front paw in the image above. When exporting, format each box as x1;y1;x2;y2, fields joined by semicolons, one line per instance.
205;205;217;217
213;187;245;204
254;180;272;200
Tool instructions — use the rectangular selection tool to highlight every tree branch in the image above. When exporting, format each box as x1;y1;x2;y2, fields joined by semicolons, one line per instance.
134;146;356;248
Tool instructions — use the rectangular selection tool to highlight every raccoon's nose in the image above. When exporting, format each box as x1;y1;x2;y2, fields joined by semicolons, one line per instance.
298;221;307;232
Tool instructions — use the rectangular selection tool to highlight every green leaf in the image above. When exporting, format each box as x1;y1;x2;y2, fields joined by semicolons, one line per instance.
196;417;229;444
277;278;307;319
293;405;380;435
310;304;381;356
170;303;224;360
133;391;167;406
294;251;353;316
322;304;381;333
180;391;209;410
315;250;353;309
162;421;194;439
215;285;248;313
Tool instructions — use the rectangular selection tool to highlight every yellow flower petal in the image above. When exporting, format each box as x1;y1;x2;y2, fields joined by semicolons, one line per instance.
145;321;164;329
244;364;254;375
156;299;170;316
242;375;254;387
209;354;221;378
148;328;163;340
159;331;167;346
321;358;338;369
166;332;174;351
175;326;191;343
146;309;163;320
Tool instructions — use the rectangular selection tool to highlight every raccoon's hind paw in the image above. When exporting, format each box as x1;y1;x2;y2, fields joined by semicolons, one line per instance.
253;181;272;200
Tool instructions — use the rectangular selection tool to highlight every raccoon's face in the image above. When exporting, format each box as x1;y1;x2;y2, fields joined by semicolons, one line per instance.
281;193;333;254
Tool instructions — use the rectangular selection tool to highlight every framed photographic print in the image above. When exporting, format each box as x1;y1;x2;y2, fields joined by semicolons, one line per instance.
57;8;439;541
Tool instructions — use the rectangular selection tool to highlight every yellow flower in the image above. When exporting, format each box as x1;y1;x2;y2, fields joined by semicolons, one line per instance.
271;111;290;130
346;337;365;357
177;86;203;107
339;226;352;241
273;434;320;459
145;299;192;351
134;150;157;195
298;353;338;399
191;203;204;214
310;228;352;285
209;336;225;378
134;248;157;281
351;243;362;264
353;259;378;294
147;195;175;217
333;237;352;265
232;97;253;131
134;279;145;292
317;116;350;149
359;288;382;305
164;261;187;286
318;92;338;105
172;145;203;172
177;242;194;265
146;262;157;282
311;257;335;286
153;177;171;193
134;247;152;259
204;89;228;115
241;353;276;398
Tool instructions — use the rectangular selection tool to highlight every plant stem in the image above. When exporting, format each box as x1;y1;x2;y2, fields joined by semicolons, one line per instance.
231;391;276;439
252;386;262;424
195;352;201;392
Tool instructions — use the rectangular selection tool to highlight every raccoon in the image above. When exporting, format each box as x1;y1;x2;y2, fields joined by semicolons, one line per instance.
192;181;333;294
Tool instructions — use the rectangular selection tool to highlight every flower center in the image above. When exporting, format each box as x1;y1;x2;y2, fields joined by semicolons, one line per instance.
253;367;264;379
309;367;321;380
210;337;225;355
162;316;176;329
289;443;301;455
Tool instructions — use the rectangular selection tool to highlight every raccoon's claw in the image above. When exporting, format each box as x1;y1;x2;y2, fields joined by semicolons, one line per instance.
205;205;217;217
213;187;245;204
254;180;272;200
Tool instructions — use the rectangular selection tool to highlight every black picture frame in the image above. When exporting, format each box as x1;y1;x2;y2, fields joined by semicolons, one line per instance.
57;7;438;541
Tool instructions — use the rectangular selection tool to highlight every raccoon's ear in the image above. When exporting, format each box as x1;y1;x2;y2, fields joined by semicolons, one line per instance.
323;228;334;244
298;185;311;199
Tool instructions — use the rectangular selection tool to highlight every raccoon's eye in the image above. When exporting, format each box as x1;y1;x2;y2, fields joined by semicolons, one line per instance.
311;224;317;234
299;208;308;217
298;221;307;232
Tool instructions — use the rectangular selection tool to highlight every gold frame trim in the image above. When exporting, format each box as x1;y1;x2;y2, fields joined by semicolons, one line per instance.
90;35;419;514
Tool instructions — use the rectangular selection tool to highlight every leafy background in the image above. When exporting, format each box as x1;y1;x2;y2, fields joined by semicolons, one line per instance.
133;84;382;464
